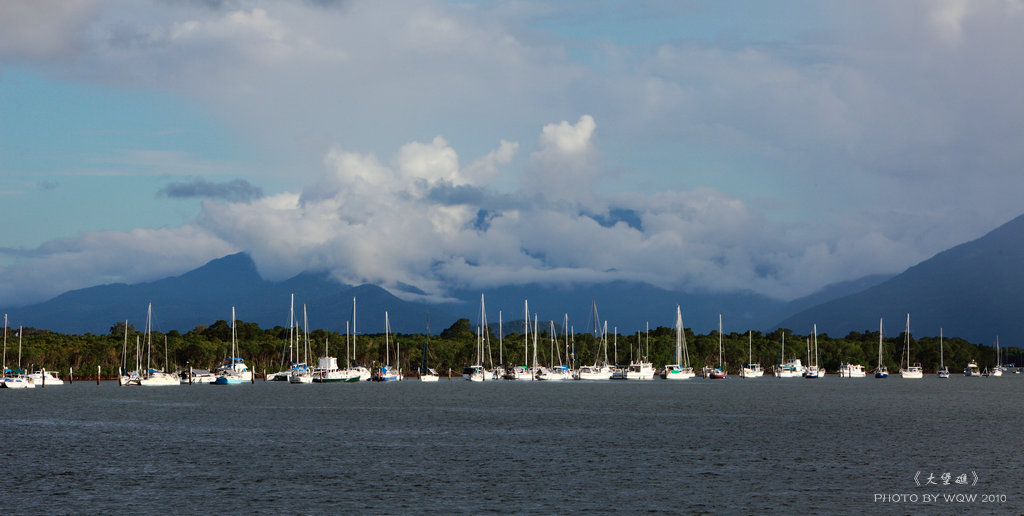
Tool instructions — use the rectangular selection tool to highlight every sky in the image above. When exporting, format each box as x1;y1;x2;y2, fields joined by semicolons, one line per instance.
1;0;1023;310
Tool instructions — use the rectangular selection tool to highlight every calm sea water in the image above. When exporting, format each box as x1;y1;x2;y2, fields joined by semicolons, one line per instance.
2;375;1021;514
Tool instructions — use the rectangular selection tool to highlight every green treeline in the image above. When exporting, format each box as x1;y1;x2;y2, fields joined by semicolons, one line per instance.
2;319;1017;377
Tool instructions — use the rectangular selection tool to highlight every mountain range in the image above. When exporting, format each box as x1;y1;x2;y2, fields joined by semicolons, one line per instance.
779;212;1024;343
4;212;1023;342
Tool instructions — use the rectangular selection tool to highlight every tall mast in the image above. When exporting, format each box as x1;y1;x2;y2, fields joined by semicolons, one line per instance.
524;300;529;370
498;311;503;366
813;324;818;368
385;311;391;367
940;328;944;368
303;304;310;365
675;306;682;366
532;314;538;376
231;306;237;361
122;319;128;374
878;318;883;368
146;302;152;372
352;297;357;364
718;314;723;369
598;321;606;364
18;325;23;373
905;313;911;369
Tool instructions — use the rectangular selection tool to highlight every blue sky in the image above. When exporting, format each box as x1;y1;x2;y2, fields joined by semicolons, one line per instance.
1;0;1023;308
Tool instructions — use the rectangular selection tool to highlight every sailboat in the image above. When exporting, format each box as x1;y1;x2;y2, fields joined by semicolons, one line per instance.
874;318;889;378
341;297;372;382
1;316;35;389
704;315;727;379
898;314;923;379
213;306;252;385
503;300;535;380
990;337;1004;377
937;328;950;378
418;316;439;382
625;323;656;380
774;331;804;378
536;320;573;380
137;303;179;386
374;311;403;381
464;294;492;381
289;305;315;384
663;305;696;379
267;294;298;381
739;330;764;378
802;324;823;379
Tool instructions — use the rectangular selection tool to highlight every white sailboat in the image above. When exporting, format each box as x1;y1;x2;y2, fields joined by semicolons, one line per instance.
213;306;252;385
1;317;35;389
937;328;950;378
341;297;372;382
267;294;298;382
662;305;696;380
774;331;804;378
739;329;764;378
373;311;403;382
503;300;536;380
625;324;655;380
703;315;726;379
802;324;823;379
898;313;923;379
874;318;889;378
990;337;1004;377
289;305;315;384
137;304;179;387
464;294;490;382
536;321;573;380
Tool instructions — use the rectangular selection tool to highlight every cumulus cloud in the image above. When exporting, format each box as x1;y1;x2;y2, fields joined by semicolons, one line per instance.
158;178;264;202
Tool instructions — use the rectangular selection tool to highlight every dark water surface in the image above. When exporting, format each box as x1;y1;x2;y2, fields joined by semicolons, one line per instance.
2;376;1021;514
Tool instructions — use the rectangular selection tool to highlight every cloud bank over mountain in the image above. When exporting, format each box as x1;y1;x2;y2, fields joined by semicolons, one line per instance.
2;1;1023;310
1;115;917;307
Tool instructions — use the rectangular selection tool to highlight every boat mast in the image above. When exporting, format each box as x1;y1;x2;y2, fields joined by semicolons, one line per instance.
498;311;503;366
385;311;391;369
146;302;152;373
231;306;237;363
120;319;128;374
598;321;606;364
905;313;911;370
813;324;819;369
718;314;723;369
303;304;309;366
421;314;430;374
532;314;538;376
940;328;944;369
878;318;883;369
352;297;357;365
523;299;529;371
675;306;683;366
